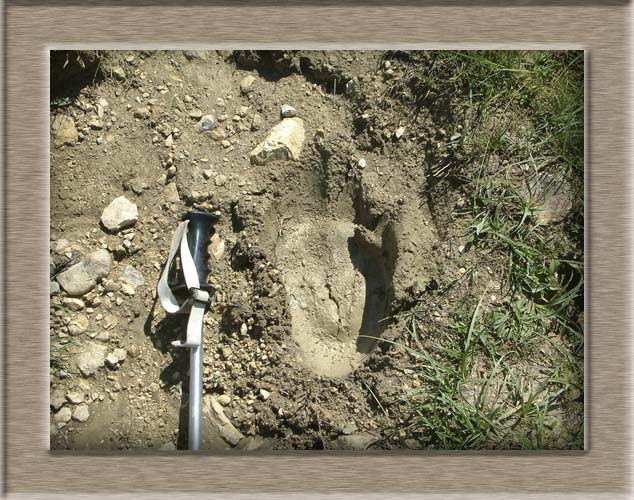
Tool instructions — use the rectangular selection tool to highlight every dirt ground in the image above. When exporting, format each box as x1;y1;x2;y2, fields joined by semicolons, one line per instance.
49;50;583;450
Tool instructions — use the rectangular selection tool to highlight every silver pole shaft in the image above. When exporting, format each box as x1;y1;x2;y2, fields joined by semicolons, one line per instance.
189;341;203;450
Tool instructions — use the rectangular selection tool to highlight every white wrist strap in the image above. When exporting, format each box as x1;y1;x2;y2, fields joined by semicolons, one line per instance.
157;220;210;347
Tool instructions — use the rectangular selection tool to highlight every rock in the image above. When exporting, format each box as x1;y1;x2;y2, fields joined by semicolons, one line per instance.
202;170;213;180
189;109;203;120
280;104;297;118
133;107;150;119
51;387;66;411
57;249;111;296
236;436;264;450
341;421;358;435
527;176;572;225
240;323;248;336
76;341;108;376
113;348;127;363
357;158;367;169
66;391;84;404
210;233;225;260
196;115;218;133
101;196;138;232
259;389;271;401
54;407;72;428
52;238;70;253
67;314;89;335
62;298;85;311
214;174;227;187
203;396;244;446
240;75;256;93
335;432;377;450
51;114;78;148
121;265;145;288
50;281;60;295
183;50;209;60
105;353;120;369
250;114;262;131
249;117;305;165
209;128;226;141
159;442;177;451
111;66;126;80
216;394;231;406
395;126;406;140
162;182;180;203
120;283;135;296
72;404;90;422
88;118;104;130
124;176;150;195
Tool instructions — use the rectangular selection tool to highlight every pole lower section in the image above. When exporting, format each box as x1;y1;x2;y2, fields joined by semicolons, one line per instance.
189;342;203;450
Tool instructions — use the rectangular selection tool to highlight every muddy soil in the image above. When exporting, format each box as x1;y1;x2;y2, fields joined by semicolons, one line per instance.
49;50;551;450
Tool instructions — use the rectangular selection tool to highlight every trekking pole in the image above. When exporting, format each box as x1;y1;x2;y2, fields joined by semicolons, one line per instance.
157;210;219;450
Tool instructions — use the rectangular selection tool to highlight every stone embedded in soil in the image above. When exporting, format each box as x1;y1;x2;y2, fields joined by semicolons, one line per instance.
67;314;89;335
57;249;112;296
214;174;227;187
196;115;218;133
62;297;85;311
51;388;67;411
210;233;225;260
72;404;90;423
334;432;378;450
240;75;256;93
259;389;271;401
88;118;104;130
76;341;108;377
121;264;145;288
394;126;405;139
51;114;78;148
250;114;262;131
249;117;305;165
54;407;72;428
216;394;231;406
203;395;244;446
133;107;150;119
280;104;297;118
111;66;126;81
101;196;138;232
50;281;60;295
189;109;203;120
66;391;84;404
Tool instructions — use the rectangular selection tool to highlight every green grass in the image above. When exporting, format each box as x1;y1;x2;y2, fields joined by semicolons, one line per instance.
388;50;584;449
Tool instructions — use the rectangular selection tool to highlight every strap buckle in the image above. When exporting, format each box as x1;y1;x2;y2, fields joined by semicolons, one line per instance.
189;287;211;304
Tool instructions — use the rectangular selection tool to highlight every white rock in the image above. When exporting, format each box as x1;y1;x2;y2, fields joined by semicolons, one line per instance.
121;265;145;288
62;298;85;311
210;233;225;260
54;407;72;428
196;115;217;133
249;117;305;165
216;394;231;406
72;404;90;422
240;75;256;93
259;389;271;401
214;174;227;187
203;396;244;446
162;182;180;203
395;126;406;139
357;158;367;169
67;314;89;335
50;281;60;295
280;104;297;118
51;115;78;148
101;196;138;232
50;387;66;410
105;353;120;368
66;391;84;404
335;432;377;450
76;341;108;376
57;249;111;296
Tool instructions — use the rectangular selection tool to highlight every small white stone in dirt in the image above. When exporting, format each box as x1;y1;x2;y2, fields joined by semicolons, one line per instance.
240;323;248;336
50;281;60;295
196;115;218;133
165;134;174;147
216;97;225;107
280;104;297;118
259;389;271;401
54;407;72;428
395;126;406;139
159;442;177;451
162;182;180;203
251;113;262;131
203;169;213;180
51;388;67;411
183;95;193;103
221;140;231;148
120;283;135;296
111;66;126;81
238;106;249;118
51;114;78;148
66;391;84;404
96;136;104;145
62;298;85;311
133;107;150;119
72;404;90;423
67;314;89;335
458;245;465;253
88;118;104;130
210;233;225;260
101;196;138;232
249;117;305;165
458;267;466;275
357;158;367;169
214;174;227;187
189;109;203;120
113;348;127;363
105;352;120;368
121;265;144;288
240;75;256;93
216;394;231;406
57;249;111;296
76;341;108;377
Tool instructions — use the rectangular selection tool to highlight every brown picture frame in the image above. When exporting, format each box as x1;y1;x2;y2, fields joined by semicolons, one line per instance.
4;1;629;497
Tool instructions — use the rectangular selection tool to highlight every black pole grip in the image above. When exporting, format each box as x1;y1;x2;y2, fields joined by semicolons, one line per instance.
183;211;219;287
